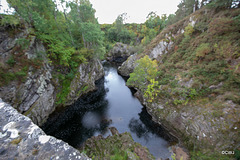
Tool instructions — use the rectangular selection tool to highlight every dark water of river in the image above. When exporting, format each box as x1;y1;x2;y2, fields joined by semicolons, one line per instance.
42;62;176;159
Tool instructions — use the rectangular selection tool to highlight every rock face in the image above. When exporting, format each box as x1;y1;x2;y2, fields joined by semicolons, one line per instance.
136;90;240;152
118;53;138;77
0;98;90;160
66;59;104;106
106;42;135;63
0;25;104;126
81;127;154;160
15;62;55;126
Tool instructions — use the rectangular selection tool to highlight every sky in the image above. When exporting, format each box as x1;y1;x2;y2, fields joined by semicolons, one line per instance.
0;0;181;24
89;0;181;24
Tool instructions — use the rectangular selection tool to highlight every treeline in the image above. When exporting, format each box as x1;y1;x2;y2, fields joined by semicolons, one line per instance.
101;0;240;51
167;0;240;25
101;12;169;52
2;0;239;64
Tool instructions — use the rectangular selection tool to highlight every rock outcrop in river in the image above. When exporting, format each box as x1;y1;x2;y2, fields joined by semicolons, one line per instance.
106;42;135;63
0;98;90;160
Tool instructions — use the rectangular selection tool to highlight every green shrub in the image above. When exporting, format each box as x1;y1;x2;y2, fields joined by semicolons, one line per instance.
0;66;28;86
127;55;158;90
56;80;71;105
144;79;160;102
213;41;239;59
0;72;15;86
184;24;194;37
235;149;240;160
195;43;211;59
194;21;208;33
6;55;16;67
0;14;20;27
110;147;128;160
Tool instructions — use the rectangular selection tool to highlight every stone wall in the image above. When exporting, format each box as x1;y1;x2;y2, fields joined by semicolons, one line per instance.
0;98;91;160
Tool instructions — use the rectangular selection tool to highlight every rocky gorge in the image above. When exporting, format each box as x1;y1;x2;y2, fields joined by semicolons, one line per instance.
1;4;240;160
0;24;163;160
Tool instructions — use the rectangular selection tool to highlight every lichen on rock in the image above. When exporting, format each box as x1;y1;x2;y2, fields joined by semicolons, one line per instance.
0;98;91;160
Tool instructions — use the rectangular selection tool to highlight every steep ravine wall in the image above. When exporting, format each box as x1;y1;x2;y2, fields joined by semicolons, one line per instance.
0;25;104;126
0;98;90;160
118;9;240;154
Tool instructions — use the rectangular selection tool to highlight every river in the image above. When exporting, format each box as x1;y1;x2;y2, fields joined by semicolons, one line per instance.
42;62;175;159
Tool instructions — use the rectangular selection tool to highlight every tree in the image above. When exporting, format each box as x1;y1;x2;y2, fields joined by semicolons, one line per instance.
127;55;158;90
199;0;240;9
80;22;105;58
166;14;176;26
68;0;105;57
207;0;239;9
115;13;128;32
78;0;96;23
145;11;158;29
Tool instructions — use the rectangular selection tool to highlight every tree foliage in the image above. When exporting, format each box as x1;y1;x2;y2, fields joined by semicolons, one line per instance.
102;12;168;46
6;0;105;64
3;0;106;104
127;55;158;90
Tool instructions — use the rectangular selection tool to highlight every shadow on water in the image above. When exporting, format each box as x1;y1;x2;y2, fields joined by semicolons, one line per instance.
129;107;177;143
41;62;177;159
41;78;111;148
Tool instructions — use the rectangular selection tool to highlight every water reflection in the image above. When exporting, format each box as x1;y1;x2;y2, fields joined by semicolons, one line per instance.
129;118;148;138
129;107;177;144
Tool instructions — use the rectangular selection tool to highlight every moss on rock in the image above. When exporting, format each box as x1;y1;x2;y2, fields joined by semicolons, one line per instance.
80;127;155;160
